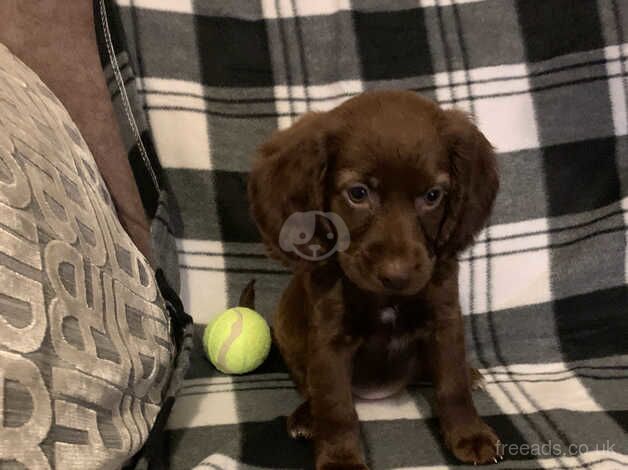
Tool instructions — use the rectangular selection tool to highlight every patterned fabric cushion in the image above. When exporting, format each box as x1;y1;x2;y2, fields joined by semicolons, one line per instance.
0;43;174;469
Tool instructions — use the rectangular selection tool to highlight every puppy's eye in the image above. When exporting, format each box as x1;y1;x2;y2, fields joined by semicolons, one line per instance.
347;185;369;203
423;187;444;207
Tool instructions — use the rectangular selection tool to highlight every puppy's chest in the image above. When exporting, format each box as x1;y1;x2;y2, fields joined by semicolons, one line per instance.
361;302;431;350
351;303;430;399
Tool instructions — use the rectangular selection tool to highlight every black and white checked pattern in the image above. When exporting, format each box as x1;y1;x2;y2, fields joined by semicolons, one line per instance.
99;1;628;468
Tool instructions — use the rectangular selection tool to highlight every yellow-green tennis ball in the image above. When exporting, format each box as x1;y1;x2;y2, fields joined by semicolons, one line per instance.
203;307;271;374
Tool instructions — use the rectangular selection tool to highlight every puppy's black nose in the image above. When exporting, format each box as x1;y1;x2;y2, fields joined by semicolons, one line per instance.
378;261;412;290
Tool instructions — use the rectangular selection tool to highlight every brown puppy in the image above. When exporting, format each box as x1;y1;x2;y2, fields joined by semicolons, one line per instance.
248;90;500;468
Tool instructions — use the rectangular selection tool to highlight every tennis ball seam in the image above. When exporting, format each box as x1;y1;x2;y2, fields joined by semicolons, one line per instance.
216;308;244;373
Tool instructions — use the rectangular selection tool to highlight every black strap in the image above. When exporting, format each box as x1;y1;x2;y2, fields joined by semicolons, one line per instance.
123;269;194;470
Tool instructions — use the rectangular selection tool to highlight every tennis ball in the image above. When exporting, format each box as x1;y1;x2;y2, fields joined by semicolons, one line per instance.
203;307;271;374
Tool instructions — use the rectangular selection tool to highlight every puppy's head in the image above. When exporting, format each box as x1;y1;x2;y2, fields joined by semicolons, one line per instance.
248;90;498;295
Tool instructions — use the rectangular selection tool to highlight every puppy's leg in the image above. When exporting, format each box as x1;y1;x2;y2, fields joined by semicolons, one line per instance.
424;281;501;465
308;279;368;470
308;345;366;470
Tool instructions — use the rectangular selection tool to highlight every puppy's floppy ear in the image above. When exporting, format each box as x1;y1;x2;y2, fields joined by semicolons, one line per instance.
438;109;499;255
248;112;341;268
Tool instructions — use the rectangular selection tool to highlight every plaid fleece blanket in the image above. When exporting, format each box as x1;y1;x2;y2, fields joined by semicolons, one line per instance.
98;1;628;468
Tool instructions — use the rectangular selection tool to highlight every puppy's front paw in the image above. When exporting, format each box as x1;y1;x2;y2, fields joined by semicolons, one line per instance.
287;401;313;440
315;443;368;470
444;419;502;465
